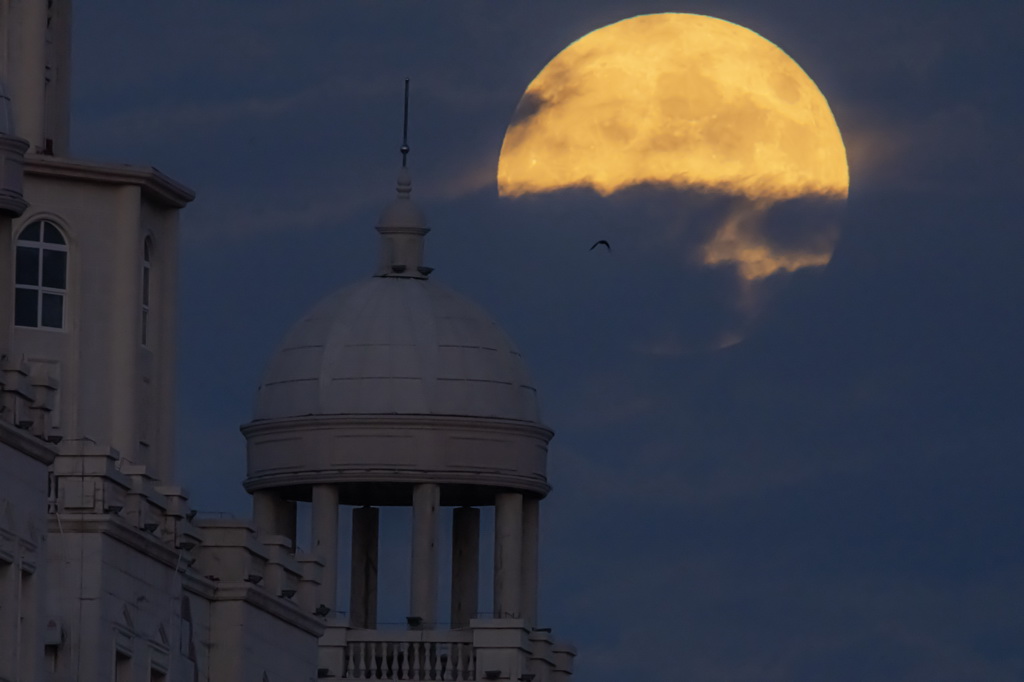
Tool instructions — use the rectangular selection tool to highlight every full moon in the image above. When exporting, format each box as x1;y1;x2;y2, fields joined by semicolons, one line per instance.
497;13;848;283
497;13;848;203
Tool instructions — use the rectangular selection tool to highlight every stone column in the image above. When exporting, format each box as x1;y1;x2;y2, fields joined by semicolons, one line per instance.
252;491;297;549
311;484;340;612
109;193;142;469
349;506;379;628
521;497;540;627
409;483;440;627
280;498;298;549
450;506;480;628
493;492;523;618
252;490;277;537
6;0;47;149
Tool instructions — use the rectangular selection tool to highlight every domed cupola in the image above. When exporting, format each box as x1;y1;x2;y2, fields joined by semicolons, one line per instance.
242;134;552;505
240;90;577;672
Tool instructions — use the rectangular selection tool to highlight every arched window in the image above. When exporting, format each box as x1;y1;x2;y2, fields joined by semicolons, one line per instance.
141;237;152;345
14;219;67;329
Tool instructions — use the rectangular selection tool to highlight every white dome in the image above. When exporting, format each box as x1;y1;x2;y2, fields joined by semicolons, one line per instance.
253;276;543;424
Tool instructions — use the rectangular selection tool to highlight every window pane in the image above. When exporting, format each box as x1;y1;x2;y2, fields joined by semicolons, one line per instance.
144;238;152;261
19;222;40;242
42;222;66;244
141;309;148;345
14;287;38;327
41;248;67;289
142;267;150;305
41;293;63;328
16;246;40;285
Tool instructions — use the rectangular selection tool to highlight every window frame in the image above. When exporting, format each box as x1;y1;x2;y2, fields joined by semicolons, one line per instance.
13;218;69;331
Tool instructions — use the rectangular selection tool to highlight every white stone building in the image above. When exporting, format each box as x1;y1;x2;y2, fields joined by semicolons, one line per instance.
0;2;576;680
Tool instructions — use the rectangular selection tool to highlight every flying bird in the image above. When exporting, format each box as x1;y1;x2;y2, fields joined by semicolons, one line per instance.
589;240;611;251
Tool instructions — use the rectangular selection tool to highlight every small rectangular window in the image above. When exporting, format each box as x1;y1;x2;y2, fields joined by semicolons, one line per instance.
141;239;152;346
42;249;68;288
41;293;63;328
14;288;38;327
15;246;39;285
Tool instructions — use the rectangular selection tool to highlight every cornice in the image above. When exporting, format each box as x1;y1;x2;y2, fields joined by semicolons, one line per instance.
241;413;554;443
211;583;326;636
0;420;57;465
23;154;195;208
244;468;552;498
46;513;181;567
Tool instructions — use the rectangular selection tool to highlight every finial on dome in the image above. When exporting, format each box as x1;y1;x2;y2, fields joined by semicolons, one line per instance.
375;79;431;279
401;78;410;168
396;166;412;197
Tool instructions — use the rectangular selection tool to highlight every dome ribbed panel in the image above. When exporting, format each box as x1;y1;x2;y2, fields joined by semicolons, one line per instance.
253;278;542;423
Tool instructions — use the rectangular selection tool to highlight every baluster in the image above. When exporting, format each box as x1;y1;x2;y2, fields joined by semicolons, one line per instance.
347;641;357;679
444;644;454;681
384;641;394;680
455;643;466;681
454;643;464;681
398;641;408;680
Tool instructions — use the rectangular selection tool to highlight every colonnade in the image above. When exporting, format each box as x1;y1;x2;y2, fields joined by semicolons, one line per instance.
251;483;541;628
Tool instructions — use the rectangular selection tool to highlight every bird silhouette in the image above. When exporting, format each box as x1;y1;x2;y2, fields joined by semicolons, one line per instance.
589;240;611;251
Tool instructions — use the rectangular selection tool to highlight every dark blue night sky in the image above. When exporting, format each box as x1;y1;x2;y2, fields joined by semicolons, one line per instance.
69;2;1024;680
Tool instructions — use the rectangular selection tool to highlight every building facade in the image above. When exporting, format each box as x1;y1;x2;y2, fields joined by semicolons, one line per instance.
0;2;575;680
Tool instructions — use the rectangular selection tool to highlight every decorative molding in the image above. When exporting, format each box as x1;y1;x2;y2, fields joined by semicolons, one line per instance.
23;154;195;208
0;418;58;466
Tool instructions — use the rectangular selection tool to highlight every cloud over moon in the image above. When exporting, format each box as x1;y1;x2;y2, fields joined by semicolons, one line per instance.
497;13;848;282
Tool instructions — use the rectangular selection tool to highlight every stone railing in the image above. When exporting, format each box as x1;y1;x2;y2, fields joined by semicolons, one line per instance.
320;620;575;682
325;629;475;681
343;630;476;680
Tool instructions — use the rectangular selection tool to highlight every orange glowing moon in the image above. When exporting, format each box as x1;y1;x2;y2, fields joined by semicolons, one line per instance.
497;13;849;202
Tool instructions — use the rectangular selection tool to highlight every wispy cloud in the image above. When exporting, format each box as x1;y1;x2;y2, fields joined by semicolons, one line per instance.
83;74;392;142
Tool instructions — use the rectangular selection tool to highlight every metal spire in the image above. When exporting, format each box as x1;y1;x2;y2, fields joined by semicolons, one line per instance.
401;78;410;168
